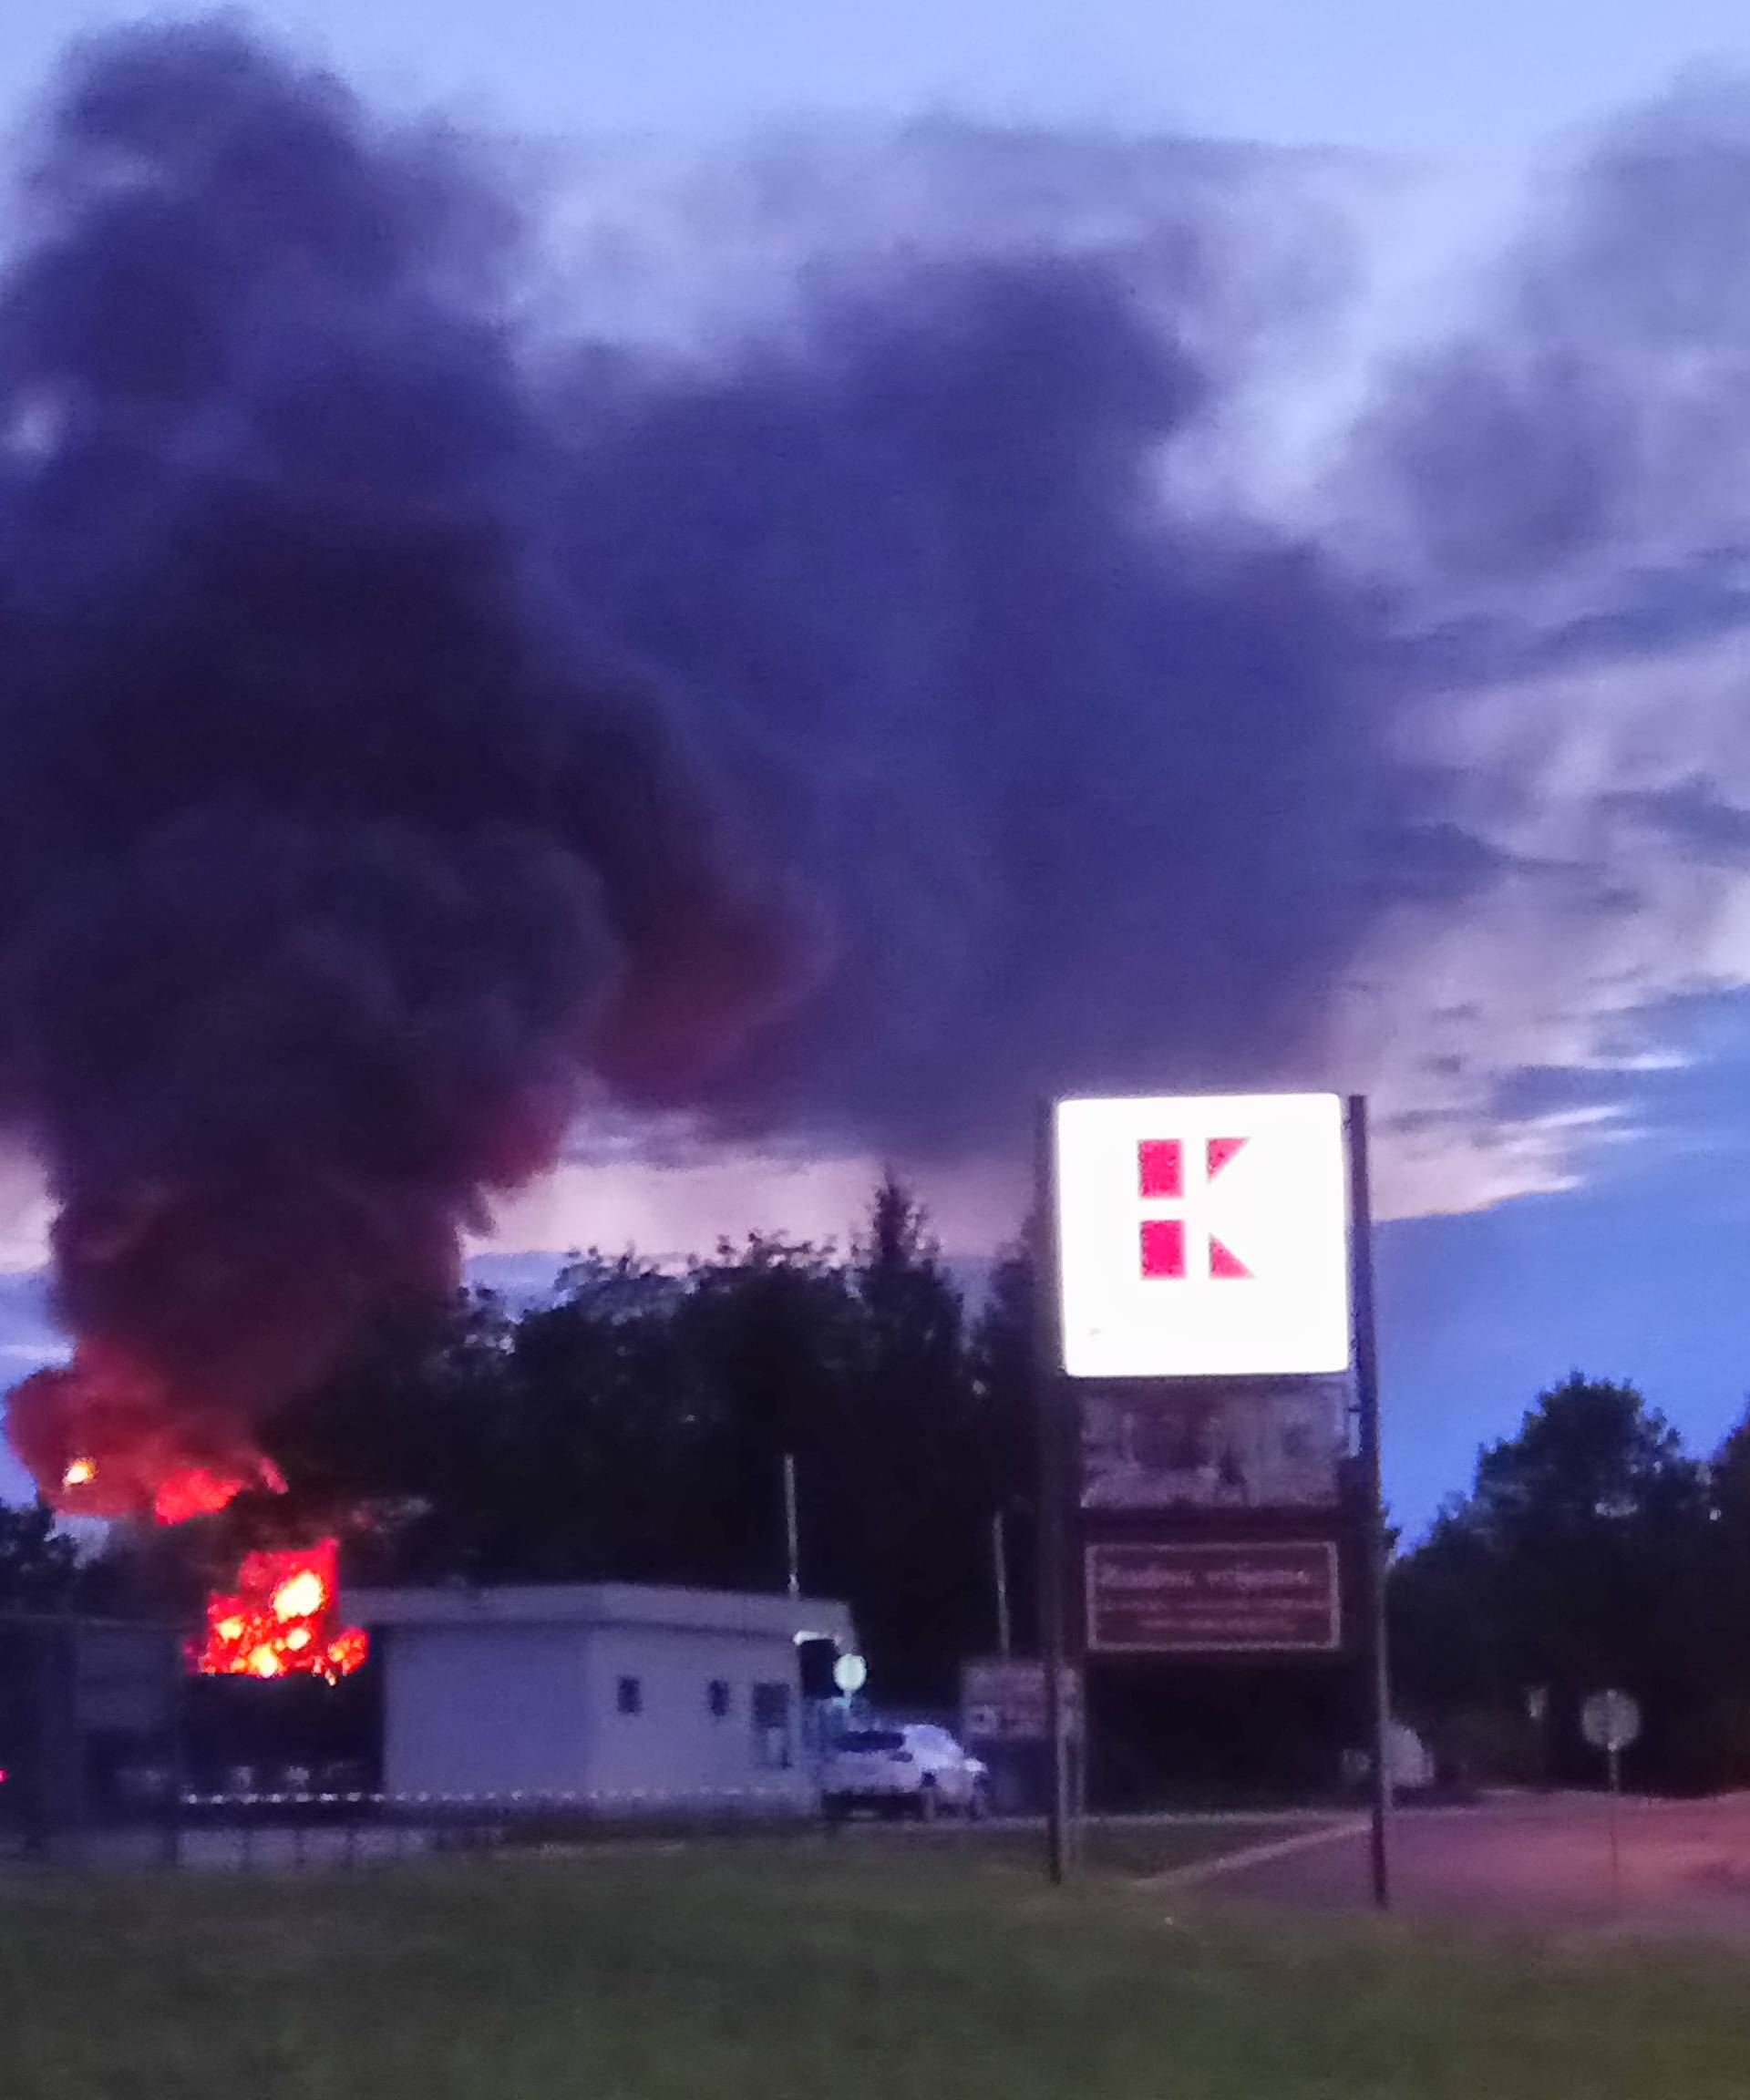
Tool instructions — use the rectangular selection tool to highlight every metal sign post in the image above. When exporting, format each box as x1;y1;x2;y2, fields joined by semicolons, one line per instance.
1581;1690;1642;1914
1035;1103;1073;1885
1346;1096;1393;1912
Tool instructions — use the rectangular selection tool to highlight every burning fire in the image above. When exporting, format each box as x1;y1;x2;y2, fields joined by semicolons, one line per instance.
194;1538;368;1683
157;1464;283;1526
7;1353;287;1522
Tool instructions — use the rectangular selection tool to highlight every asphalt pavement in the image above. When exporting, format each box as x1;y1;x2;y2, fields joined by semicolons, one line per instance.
1198;1793;1750;1937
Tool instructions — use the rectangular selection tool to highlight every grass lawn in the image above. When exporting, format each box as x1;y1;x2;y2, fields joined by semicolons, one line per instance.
3;1837;1747;2099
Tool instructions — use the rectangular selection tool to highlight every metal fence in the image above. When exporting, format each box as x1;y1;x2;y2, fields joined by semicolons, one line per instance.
2;1784;833;1871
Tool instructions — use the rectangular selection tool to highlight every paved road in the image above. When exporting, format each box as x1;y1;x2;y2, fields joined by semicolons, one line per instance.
1209;1794;1750;1936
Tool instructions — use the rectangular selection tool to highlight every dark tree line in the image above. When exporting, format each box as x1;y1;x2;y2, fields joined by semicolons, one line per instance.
1391;1374;1750;1794
212;1175;1041;1707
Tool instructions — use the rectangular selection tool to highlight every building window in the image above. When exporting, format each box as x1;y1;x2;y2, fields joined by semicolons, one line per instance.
752;1681;792;1769
616;1675;642;1716
707;1680;731;1719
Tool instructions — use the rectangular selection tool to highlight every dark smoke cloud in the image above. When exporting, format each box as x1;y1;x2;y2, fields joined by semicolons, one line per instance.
1341;81;1750;598
551;254;1435;1150
0;22;804;1516
3;23;1744;1509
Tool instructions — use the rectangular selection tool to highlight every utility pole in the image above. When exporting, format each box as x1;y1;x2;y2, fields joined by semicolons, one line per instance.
783;1452;800;1599
993;1509;1013;1658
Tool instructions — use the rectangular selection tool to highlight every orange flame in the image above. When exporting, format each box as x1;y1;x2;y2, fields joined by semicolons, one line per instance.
157;1462;283;1526
6;1354;288;1522
194;1538;368;1684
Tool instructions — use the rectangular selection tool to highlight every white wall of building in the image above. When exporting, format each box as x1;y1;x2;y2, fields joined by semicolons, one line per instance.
581;1622;806;1807
377;1622;593;1798
353;1584;855;1811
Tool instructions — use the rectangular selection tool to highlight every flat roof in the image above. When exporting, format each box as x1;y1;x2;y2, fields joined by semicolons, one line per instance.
347;1580;856;1644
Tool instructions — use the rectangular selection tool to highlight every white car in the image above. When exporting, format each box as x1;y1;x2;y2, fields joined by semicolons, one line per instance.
821;1724;990;1822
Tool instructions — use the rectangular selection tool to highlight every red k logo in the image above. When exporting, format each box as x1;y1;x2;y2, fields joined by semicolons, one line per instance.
1136;1137;1252;1282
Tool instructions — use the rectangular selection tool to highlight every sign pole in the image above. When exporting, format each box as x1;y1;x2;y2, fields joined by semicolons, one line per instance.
1035;1101;1072;1886
1346;1095;1394;1912
1581;1692;1640;1914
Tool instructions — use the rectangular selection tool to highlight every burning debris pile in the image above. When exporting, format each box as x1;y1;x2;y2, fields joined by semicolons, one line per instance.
194;1537;367;1683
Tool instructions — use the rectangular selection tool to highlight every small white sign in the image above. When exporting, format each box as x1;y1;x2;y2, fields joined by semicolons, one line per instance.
1054;1092;1353;1380
1581;1689;1642;1754
832;1652;869;1695
960;1660;1084;1742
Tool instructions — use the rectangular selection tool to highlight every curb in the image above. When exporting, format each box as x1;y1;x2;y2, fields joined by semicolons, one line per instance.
1140;1815;1371;1889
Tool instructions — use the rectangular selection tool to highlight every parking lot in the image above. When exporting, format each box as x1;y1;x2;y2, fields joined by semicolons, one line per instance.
1199;1793;1750;1937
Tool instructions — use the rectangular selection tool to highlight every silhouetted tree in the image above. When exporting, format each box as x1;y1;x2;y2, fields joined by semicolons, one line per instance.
1391;1374;1717;1787
667;1233;860;1590
0;1498;85;1610
968;1225;1040;1652
825;1174;979;1700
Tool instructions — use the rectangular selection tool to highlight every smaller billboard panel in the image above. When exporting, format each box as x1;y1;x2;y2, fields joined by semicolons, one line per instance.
1086;1539;1341;1654
1080;1383;1346;1511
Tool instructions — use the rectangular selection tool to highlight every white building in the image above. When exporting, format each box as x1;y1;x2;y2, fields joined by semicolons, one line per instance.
349;1582;858;1813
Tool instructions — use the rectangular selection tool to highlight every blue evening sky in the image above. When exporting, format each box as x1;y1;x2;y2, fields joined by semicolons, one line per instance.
6;2;1750;1530
8;0;1750;166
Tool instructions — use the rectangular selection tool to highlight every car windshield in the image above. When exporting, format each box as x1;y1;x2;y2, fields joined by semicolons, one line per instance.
835;1730;905;1752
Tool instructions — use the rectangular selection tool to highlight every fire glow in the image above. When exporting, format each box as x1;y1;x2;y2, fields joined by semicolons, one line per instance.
10;1349;289;1524
194;1538;368;1683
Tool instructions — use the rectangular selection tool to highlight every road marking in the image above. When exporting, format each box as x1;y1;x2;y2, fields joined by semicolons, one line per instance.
1140;1815;1370;1889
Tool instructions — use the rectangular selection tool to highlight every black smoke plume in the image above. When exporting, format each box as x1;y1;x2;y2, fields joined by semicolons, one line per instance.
0;23;804;1517
551;254;1417;1153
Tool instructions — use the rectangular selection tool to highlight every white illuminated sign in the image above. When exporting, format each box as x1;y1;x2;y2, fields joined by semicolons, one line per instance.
1053;1092;1352;1380
833;1652;869;1695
